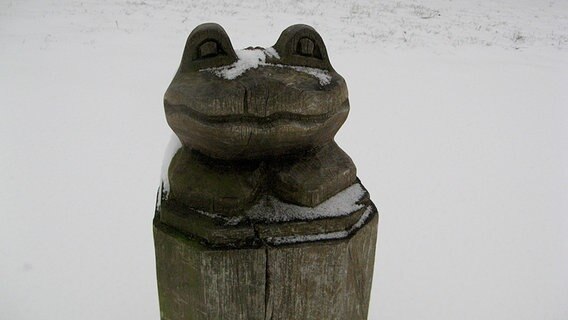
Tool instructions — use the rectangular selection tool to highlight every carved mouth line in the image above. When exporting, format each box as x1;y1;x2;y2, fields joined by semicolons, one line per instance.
165;102;348;125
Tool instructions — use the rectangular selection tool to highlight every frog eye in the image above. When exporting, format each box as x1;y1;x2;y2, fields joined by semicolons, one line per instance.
179;23;238;72
273;24;333;71
198;40;220;59
296;37;323;59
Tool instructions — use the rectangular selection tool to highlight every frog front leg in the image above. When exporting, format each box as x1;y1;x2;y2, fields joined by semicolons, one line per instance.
271;142;357;207
167;147;265;215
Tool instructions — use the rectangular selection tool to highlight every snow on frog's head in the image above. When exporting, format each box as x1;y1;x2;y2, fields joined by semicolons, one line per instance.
164;23;349;160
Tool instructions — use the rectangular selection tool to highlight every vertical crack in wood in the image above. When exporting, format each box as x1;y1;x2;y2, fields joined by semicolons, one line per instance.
252;221;273;320
264;246;273;320
263;84;270;117
242;84;249;114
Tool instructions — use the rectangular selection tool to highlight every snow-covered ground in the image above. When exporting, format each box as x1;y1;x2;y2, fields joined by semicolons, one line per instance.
1;0;567;319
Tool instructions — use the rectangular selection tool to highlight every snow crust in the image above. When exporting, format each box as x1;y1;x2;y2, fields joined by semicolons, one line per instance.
247;183;366;222
194;182;371;245
267;205;373;245
202;47;332;85
195;209;244;226
183;182;366;226
263;47;280;59
160;133;182;197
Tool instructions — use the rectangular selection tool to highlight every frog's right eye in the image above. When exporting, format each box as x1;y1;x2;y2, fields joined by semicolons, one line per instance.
179;23;238;72
198;40;220;59
296;38;323;59
273;24;334;71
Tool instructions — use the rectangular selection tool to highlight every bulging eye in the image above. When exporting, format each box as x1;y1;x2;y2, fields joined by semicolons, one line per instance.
179;23;238;72
296;37;323;59
297;38;314;56
272;25;332;70
198;40;220;59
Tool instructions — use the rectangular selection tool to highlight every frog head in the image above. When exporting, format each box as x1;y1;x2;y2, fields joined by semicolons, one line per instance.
164;23;349;160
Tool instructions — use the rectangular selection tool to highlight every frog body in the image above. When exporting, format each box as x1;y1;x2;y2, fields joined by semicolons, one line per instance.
164;23;356;211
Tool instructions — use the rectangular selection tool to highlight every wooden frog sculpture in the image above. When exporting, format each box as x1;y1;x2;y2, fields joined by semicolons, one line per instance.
154;25;378;319
163;23;357;216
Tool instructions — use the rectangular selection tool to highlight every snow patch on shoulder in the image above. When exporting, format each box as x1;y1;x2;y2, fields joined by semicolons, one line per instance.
263;47;280;59
247;183;366;223
160;133;182;198
202;47;331;86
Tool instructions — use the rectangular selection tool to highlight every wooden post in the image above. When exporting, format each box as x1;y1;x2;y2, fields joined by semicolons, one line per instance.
154;23;379;320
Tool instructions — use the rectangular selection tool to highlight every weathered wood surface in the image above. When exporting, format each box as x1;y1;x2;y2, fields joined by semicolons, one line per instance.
159;179;373;247
154;222;266;320
165;23;348;161
167;141;356;213
154;22;379;320
265;213;378;320
154;211;378;320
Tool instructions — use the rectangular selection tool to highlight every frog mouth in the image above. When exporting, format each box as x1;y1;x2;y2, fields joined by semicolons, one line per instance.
165;100;349;125
165;99;349;159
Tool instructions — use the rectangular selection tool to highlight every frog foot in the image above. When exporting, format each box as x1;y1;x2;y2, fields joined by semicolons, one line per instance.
271;142;357;207
167;147;265;215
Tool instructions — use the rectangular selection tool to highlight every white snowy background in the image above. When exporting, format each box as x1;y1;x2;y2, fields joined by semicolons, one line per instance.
1;0;567;319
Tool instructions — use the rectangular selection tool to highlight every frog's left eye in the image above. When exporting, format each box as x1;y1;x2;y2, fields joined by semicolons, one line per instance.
198;40;220;59
179;23;238;72
296;38;323;59
273;24;333;71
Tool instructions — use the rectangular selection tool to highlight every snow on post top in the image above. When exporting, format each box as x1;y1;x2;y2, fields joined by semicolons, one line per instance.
247;183;367;223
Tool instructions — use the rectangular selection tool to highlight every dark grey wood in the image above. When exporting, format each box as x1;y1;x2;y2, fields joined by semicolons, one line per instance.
154;220;266;320
158;180;375;247
164;67;349;161
154;22;379;320
166;141;356;213
266;214;378;320
273;141;357;207
154;211;378;320
179;23;238;72
167;146;265;214
165;24;348;162
271;24;334;70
